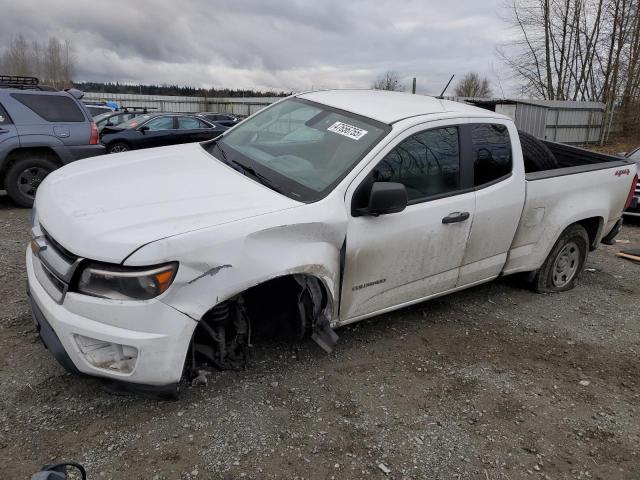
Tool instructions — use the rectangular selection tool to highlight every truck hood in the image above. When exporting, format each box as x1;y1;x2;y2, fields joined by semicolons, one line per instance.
35;143;301;262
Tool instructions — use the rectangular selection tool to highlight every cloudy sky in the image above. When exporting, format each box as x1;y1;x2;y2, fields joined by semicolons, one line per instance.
0;0;515;94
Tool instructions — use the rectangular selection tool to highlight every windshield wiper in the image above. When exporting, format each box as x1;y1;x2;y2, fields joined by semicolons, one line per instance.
236;162;285;194
212;140;285;194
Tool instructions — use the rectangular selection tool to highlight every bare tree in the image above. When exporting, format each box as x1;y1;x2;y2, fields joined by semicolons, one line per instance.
454;72;493;97
1;35;75;88
500;0;640;134
373;71;405;91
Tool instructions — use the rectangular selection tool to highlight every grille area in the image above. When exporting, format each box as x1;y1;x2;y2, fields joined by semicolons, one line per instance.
31;226;82;303
42;228;78;264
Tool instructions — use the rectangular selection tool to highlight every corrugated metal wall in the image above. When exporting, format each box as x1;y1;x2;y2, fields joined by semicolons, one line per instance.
514;103;548;138
83;92;279;116
491;100;605;144
85;92;606;144
543;106;604;143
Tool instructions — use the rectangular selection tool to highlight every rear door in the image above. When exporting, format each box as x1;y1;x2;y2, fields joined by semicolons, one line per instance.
176;116;218;143
457;122;525;286
9;92;90;148
341;122;476;321
0;102;20;160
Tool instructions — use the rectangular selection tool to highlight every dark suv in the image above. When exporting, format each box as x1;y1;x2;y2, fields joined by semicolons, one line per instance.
0;76;105;207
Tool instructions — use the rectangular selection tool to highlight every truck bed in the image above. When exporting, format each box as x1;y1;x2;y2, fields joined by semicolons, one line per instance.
525;141;633;180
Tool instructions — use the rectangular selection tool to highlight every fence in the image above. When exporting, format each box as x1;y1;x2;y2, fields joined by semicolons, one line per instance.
87;92;617;144
83;92;280;116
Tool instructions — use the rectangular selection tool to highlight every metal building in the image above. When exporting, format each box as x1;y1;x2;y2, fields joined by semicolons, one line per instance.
459;98;605;144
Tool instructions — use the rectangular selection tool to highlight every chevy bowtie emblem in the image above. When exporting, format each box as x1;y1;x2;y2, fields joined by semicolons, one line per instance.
30;237;47;256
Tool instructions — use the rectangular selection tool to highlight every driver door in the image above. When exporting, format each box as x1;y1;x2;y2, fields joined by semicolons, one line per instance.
340;122;475;322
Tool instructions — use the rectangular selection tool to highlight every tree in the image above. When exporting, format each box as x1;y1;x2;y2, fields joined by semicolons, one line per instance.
373;71;405;91
454;72;493;97
499;0;640;134
1;35;74;89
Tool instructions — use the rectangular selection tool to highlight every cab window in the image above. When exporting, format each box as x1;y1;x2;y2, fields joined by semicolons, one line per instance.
373;127;461;202
471;124;512;186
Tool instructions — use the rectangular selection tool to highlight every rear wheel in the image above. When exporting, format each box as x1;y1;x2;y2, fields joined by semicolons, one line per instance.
108;142;130;154
532;224;589;293
5;157;58;208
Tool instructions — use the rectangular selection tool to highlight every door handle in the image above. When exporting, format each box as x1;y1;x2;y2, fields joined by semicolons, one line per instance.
442;211;470;224
0;128;8;134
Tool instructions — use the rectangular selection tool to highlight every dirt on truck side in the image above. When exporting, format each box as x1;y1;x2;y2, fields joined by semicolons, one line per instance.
1;195;639;479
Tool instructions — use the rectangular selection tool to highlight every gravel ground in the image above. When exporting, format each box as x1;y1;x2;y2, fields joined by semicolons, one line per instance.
0;193;639;480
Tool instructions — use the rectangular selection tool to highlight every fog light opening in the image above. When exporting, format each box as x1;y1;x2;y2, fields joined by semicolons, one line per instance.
74;335;138;374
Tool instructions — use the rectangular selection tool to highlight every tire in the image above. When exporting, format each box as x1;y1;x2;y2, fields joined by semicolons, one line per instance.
107;142;130;154
5;157;58;208
532;224;590;293
518;130;558;172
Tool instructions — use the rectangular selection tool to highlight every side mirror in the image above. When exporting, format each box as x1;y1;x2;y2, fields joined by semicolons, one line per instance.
105;122;114;126
360;182;408;216
139;125;149;134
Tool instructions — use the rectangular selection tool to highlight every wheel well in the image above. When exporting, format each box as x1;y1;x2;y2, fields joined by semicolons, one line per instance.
0;147;62;187
575;217;603;250
187;274;332;373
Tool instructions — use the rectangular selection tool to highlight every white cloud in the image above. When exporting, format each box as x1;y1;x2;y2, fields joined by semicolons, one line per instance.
0;0;514;94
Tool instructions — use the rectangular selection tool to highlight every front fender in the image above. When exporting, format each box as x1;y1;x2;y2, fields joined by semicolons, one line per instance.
124;200;348;321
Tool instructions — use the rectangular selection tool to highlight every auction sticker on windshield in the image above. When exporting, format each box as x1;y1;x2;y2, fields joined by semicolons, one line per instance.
327;121;368;140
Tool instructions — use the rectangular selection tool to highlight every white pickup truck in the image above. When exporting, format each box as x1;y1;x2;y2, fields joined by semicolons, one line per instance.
26;90;638;397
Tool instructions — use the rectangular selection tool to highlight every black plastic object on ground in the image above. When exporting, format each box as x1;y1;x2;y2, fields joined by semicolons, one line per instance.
518;130;559;172
31;462;87;480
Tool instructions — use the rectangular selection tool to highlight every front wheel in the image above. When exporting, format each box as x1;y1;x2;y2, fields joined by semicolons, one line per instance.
532;224;589;293
5;157;58;208
108;142;130;154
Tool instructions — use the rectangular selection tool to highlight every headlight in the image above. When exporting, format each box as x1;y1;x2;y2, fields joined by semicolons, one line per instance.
77;262;178;300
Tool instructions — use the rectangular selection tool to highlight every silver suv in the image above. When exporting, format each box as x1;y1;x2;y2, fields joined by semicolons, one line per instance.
0;76;105;207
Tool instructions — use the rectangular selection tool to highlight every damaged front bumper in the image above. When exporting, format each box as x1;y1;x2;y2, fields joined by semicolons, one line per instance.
26;248;196;388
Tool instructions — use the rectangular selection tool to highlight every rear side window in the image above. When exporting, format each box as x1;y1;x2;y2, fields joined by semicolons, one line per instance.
471;124;512;186
0;104;11;124
145;116;175;131
11;93;85;122
373;127;461;202
178;116;205;129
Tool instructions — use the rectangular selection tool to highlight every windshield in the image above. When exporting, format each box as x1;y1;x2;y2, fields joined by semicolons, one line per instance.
118;114;153;129
207;98;389;201
629;148;640;161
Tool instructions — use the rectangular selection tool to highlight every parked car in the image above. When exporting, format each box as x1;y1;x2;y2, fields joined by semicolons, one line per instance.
0;75;104;207
195;112;239;128
93;107;149;132
83;101;116;117
100;113;221;153
623;147;640;216
26;90;637;397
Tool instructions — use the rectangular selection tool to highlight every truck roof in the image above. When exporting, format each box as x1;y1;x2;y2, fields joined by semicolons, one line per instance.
296;89;506;125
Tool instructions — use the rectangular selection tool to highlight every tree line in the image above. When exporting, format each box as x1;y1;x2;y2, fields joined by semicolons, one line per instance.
72;81;290;98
